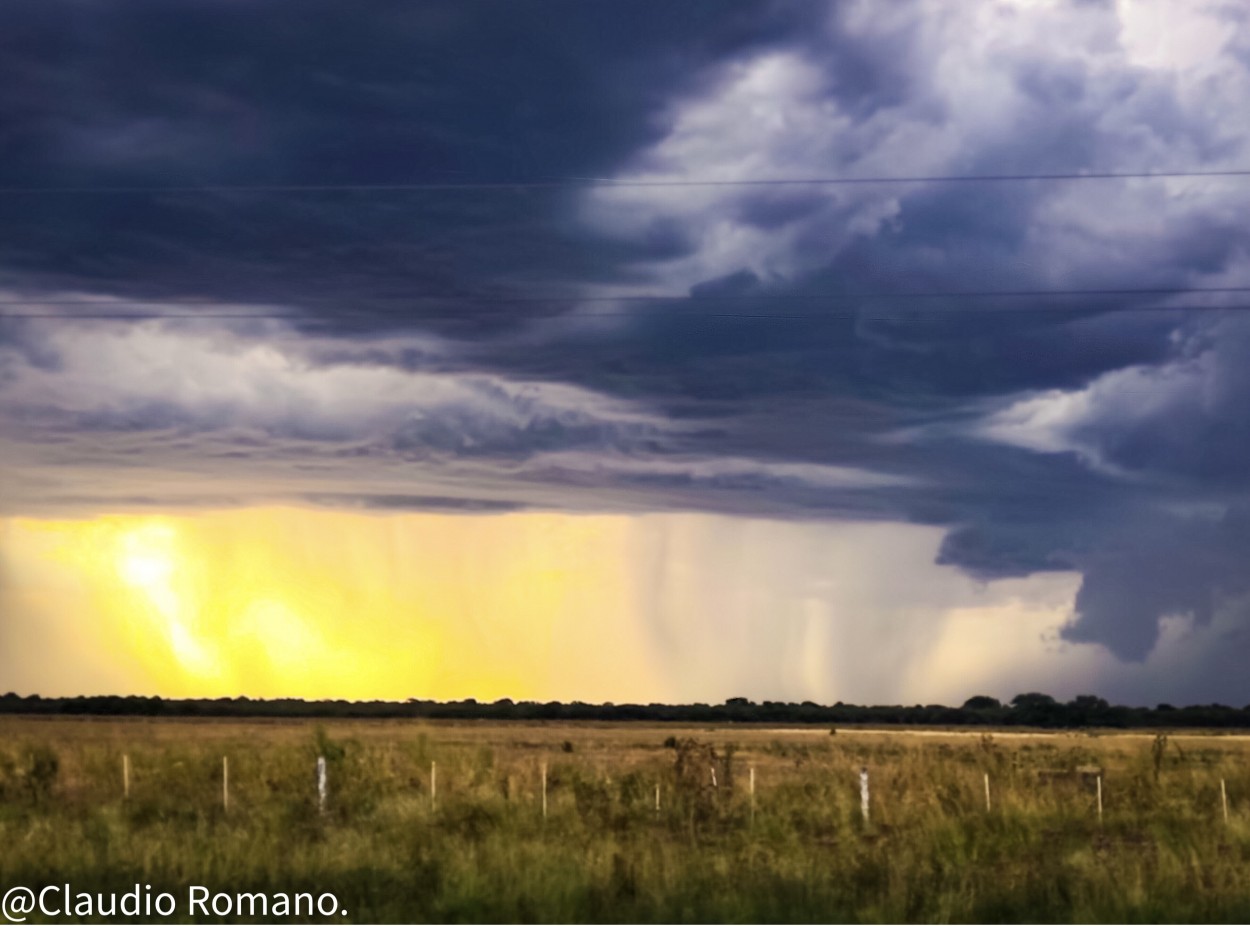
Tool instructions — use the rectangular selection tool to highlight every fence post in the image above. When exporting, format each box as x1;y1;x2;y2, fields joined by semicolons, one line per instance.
750;765;756;824
222;756;229;813
860;766;870;825
1222;778;1229;825
541;761;548;821
655;782;661;815
1096;775;1103;823
984;772;991;812
710;765;717;789
316;756;327;815
123;754;130;800
430;760;437;812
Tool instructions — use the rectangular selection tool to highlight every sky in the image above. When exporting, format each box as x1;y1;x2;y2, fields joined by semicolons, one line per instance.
3;0;1250;707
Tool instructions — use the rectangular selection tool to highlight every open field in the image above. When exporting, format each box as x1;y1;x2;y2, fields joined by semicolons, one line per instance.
2;717;1250;922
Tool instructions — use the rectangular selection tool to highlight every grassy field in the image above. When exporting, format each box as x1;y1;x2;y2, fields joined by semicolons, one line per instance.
2;717;1250;922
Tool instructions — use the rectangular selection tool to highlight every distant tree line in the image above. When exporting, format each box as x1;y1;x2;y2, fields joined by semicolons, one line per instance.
2;691;1250;729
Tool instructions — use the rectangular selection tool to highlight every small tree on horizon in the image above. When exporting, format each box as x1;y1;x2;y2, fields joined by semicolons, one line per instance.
962;695;1002;711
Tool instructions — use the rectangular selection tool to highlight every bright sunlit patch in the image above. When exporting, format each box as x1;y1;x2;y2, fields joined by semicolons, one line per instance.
1;507;1098;705
0;508;659;702
117;523;176;591
114;523;216;675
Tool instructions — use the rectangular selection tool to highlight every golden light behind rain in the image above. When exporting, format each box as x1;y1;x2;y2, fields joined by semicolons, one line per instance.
2;507;1097;707
1;508;662;702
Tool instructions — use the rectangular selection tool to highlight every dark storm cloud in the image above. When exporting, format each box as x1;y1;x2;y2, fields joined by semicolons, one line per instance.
4;0;1250;695
1061;505;1250;660
0;0;817;324
304;494;527;514
1041;317;1250;488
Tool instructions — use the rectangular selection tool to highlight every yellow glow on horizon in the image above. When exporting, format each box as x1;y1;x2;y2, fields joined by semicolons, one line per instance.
114;522;216;677
1;507;1096;706
2;508;662;702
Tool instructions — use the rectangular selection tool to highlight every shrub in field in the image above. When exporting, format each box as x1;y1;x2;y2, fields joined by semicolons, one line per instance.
312;724;346;762
1152;733;1169;781
471;746;495;785
435;800;503;841
570;770;614;828
305;727;383;821
719;742;738;793
0;750;14;800
614;769;648;811
18;744;59;804
670;737;734;823
977;732;1011;774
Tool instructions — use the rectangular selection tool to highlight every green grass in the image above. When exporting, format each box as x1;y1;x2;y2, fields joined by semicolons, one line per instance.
2;720;1250;922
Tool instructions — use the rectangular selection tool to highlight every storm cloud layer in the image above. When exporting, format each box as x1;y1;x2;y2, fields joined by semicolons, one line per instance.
3;0;1250;694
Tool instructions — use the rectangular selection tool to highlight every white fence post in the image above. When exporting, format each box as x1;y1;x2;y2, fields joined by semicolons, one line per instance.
984;772;991;812
316;756;327;814
860;766;870;825
750;765;756;824
710;765;717;789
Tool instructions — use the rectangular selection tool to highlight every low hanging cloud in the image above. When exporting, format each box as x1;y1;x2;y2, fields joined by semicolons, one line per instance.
0;303;906;518
984;316;1250;487
967;313;1250;659
1;308;662;446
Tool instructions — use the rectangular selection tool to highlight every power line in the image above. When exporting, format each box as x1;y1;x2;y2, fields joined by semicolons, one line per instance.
2;285;1249;308
1;169;1249;195
6;302;1250;321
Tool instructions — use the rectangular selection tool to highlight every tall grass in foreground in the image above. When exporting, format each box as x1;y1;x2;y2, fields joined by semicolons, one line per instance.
2;720;1250;922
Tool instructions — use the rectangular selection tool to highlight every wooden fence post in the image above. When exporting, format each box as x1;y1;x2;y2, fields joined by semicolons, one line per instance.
316;756;327;815
1222;778;1229;825
1096;775;1103;822
123;754;130;799
430;760;437;812
750;765;756;824
860;767;870;825
222;756;229;813
541;761;548;821
984;772;991;812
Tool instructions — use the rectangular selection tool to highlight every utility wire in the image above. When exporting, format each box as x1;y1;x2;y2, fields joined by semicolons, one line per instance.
6;303;1250;321
2;285;1250;308
1;168;1249;195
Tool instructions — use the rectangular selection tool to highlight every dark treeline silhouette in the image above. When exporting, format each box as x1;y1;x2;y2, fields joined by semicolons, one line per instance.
3;691;1250;729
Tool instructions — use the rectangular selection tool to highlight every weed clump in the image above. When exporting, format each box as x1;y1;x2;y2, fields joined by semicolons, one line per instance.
0;744;60;804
